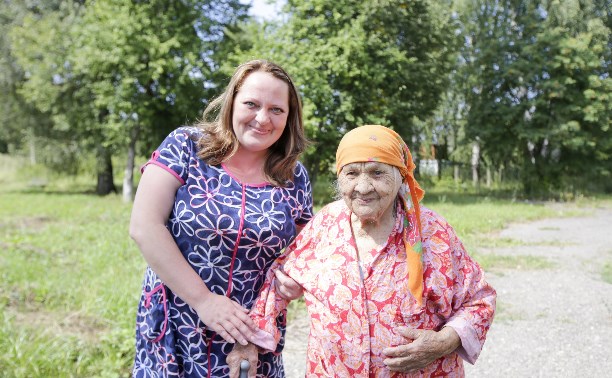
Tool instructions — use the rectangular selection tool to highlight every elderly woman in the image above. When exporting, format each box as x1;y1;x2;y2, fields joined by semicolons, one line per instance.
228;125;496;377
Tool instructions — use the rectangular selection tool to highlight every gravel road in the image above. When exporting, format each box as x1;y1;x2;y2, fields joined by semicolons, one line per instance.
280;204;612;377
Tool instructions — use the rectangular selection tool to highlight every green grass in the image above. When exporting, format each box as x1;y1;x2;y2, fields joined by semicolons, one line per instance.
0;192;143;377
475;254;555;272
422;189;600;272
0;154;610;376
476;237;576;248
424;196;557;238
491;301;524;323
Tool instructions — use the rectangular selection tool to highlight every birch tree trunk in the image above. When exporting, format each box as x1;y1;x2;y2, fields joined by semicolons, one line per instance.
471;139;480;187
122;124;140;203
29;135;36;165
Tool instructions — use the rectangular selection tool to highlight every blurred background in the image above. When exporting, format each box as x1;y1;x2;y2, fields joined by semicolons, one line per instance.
1;0;609;201
0;0;610;376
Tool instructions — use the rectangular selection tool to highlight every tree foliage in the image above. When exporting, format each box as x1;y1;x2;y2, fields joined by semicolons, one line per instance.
0;1;63;158
225;0;459;180
8;0;247;195
2;0;610;198
458;0;611;196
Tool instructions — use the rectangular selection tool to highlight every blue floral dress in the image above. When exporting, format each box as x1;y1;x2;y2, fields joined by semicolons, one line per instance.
133;127;314;378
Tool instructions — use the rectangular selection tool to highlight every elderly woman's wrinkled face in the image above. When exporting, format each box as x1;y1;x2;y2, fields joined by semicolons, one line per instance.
338;162;402;223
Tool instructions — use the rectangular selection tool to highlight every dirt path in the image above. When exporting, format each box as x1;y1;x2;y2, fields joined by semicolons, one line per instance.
281;204;612;377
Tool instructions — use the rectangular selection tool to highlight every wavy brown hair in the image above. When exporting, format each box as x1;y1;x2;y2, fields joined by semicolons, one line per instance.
195;60;307;186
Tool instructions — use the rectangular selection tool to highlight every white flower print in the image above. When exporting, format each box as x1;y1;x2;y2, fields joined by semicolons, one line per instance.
241;227;282;262
177;311;206;344
133;348;158;378
159;142;186;178
187;244;232;286
194;213;238;252
178;338;208;376
244;198;286;231
152;344;180;377
187;175;224;214
170;200;195;237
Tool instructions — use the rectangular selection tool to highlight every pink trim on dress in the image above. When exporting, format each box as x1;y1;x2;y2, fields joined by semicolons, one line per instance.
144;284;168;344
140;151;161;173
226;184;247;296
141;150;186;185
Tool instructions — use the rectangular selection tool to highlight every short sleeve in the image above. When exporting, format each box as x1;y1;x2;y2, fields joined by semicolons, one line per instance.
293;162;314;226
141;127;200;185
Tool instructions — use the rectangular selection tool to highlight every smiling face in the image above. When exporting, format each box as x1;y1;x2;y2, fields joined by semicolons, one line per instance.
231;71;290;155
338;162;402;224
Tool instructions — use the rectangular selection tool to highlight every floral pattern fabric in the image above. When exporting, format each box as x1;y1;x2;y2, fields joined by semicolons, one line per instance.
133;127;314;378
249;200;496;377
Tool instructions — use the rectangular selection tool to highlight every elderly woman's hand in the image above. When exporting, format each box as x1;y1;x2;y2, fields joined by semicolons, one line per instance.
273;269;304;300
227;342;258;378
382;326;461;372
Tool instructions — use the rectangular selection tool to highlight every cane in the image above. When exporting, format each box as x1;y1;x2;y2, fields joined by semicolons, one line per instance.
239;359;250;378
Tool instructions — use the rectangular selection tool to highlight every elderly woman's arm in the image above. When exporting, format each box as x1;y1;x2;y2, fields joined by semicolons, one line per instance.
226;257;291;378
244;256;293;352
442;226;497;364
442;278;497;363
384;212;496;372
225;253;294;377
383;326;462;372
229;224;313;358
272;225;307;301
383;262;495;372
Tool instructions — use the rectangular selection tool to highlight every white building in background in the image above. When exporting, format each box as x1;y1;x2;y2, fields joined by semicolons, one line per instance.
419;159;439;176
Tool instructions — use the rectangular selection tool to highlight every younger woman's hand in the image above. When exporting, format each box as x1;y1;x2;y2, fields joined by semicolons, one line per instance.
194;293;257;345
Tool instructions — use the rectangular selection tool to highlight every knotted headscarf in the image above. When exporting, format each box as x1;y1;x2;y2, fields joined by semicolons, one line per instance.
336;125;425;306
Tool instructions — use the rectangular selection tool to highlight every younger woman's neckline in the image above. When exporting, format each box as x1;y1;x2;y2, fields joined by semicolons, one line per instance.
220;162;271;187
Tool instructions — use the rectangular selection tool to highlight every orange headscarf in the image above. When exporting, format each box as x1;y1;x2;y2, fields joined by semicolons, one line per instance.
336;125;425;306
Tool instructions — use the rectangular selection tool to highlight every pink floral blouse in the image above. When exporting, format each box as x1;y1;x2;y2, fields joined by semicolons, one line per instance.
249;200;496;377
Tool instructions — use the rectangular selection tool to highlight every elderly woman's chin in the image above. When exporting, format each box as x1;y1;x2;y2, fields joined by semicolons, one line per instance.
347;202;390;223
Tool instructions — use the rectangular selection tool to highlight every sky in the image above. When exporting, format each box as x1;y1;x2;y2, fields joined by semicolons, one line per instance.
240;0;285;21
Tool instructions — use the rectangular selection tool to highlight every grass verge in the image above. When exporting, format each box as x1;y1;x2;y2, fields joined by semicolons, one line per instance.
1;155;609;376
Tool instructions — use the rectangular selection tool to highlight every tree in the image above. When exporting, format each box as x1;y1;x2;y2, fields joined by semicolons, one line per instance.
225;0;460;182
0;1;62;159
458;0;611;196
10;0;248;197
432;82;472;185
69;0;247;200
